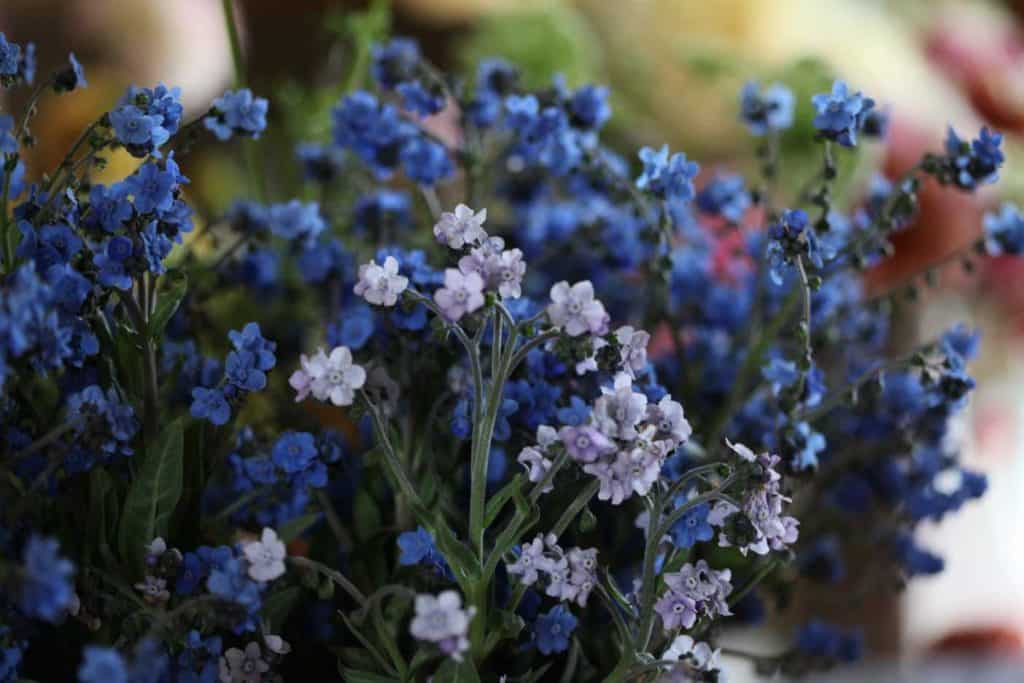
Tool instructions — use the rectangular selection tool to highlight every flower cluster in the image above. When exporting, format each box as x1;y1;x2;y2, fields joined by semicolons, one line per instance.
654;560;733;631
190;323;277;426
410;591;476;662
506;534;599;607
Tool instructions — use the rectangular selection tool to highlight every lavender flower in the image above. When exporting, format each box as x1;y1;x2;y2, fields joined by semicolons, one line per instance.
505;535;597;607
433;204;487;249
409;590;476;662
517;425;559;493
354;256;409;307
593;373;648;441
547;280;609;337
289;346;367;407
615;325;650;377
484;248;526;299
434;268;485;322
219;642;269;682
655;560;733;633
559;424;614;463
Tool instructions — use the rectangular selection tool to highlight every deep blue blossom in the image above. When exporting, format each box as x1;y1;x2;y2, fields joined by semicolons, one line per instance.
697;173;750;223
892;533;944;577
204;88;268;141
190;386;230;426
533;605;578;655
668;502;714;549
272;431;318;474
739;81;794;135
943;126;1004;190
811;80;875;148
401;137;453;186
569;84;611;131
267;200;325;247
983;202;1024;256
17;535;75;622
78;647;127;683
125;162;176;214
93;236;134;290
635;145;699;202
795;621;863;663
53;52;86;92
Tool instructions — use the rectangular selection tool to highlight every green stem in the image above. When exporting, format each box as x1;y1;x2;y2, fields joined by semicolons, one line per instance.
361;392;421;508
551;479;600;537
220;0;246;87
289;556;367;607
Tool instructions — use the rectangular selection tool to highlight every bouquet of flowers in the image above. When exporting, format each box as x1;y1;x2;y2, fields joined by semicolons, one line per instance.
1;10;1021;682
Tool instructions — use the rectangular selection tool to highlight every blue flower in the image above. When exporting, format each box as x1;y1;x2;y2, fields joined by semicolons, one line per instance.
272;431;318;474
668;502;714;549
944;126;1004;190
190;386;230;426
54;52;87;92
298;238;350;284
533;605;578;655
18;535;75;622
371;38;420;89
762;356;799;396
228;322;276;371
697;173;750;223
401;137;453;186
204;88;268;141
798;536;846;583
78;647;127;683
267;200;325;247
225;350;267;392
569;84;611;131
87;183;133;232
397;81;445;117
93;236;135;290
125;162;176;214
206;557;261;610
110;106;168;151
112;84;182;155
354;190;411;236
141;222;173;274
811;80;875;148
739;81;794;135
0;33;21;76
983;202;1024;256
795;621;863;663
295;142;345;183
327;304;375;350
789;421;826;471
891;533;943;577
635;145;699;202
557;395;591;426
450;398;471;439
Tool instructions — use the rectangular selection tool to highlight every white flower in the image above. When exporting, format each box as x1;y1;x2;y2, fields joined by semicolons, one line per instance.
310;346;367;406
243;528;286;583
354;256;408;307
410;590;476;662
615;326;650;377
433;204;488;249
263;634;291;655
434;268;485;322
484;248;526;299
647;395;693;446
219;642;269;683
547;280;609;337
593;373;648;441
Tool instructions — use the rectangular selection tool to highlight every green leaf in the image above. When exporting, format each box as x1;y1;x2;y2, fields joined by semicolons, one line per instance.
87;468;119;570
337;669;399;683
352;489;382;543
424;514;478;590
432;659;481;683
147;271;187;340
277;512;321;543
262;585;303;631
484;474;523;527
117;418;185;572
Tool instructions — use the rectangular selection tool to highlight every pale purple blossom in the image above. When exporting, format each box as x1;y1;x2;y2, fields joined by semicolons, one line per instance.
593;373;648;441
354;255;408;307
709;440;798;555
505;534;597;607
263;634;291;655
243;528;287;582
433;203;487;249
559;424;613;463
409;590;476;662
655;560;732;633
547;280;609;337
647;395;693;446
615;325;650;377
219;642;269;683
289;346;366;407
134;575;170;604
484;248;526;299
661;635;723;681
434;268;485;322
457;235;505;277
517;426;559;493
